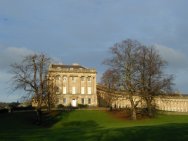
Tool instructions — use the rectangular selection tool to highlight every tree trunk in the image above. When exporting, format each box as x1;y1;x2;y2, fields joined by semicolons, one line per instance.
146;99;153;117
47;93;51;112
132;107;137;120
130;96;137;120
36;108;42;125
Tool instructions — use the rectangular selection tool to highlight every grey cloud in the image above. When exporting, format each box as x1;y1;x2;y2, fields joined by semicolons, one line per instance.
0;45;34;70
154;44;188;71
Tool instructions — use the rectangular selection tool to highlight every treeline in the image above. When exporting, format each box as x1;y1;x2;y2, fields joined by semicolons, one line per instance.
0;102;34;113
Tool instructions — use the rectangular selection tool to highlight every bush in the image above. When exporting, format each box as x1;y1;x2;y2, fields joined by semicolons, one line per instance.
137;107;158;118
9;102;20;109
57;104;64;109
0;109;8;113
78;104;88;108
11;105;34;111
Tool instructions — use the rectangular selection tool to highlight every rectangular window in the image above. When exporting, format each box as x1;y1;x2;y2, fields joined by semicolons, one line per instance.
81;76;85;81
72;87;76;94
72;77;76;82
81;98;84;104
88;87;91;94
63;98;66;104
81;87;85;94
55;75;60;80
87;77;91;82
63;76;67;82
55;86;60;94
63;87;66;94
88;98;91;104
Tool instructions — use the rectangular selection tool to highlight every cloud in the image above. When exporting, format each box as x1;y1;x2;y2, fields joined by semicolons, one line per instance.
154;44;188;71
0;45;35;102
0;45;34;70
153;44;188;93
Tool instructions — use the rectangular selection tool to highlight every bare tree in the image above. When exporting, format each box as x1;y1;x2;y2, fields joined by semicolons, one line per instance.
104;39;141;120
101;69;120;90
137;46;174;117
10;53;51;123
103;39;174;119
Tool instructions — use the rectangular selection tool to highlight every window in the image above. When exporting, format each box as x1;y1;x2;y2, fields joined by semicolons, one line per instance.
88;98;91;104
63;98;66;104
81;98;84;104
87;77;91;81
72;87;76;94
63;76;67;82
88;87;91;94
57;99;59;104
81;76;85;81
63;87;66;94
72;77;76;82
81;87;85;94
55;86;60;94
55;75;60;80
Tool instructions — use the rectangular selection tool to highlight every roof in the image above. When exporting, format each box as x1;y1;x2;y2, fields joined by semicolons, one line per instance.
50;64;87;69
48;64;97;74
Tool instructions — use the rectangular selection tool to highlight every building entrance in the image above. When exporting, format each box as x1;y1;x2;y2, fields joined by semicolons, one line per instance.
71;99;77;107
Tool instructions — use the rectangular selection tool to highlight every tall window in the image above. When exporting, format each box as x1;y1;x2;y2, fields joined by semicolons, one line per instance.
81;98;84;104
81;76;85;81
88;98;91;104
55;75;61;80
63;76;67;82
55;86;60;94
72;87;76;94
63;98;66;104
87;77;91;82
81;87;85;94
88;87;91;94
72;77;76;82
63;87;66;94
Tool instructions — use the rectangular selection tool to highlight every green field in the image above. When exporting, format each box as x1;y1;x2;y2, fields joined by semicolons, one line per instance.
0;110;188;141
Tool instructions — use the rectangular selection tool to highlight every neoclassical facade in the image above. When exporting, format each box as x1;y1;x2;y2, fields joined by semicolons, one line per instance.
110;96;188;112
48;64;97;107
97;85;188;112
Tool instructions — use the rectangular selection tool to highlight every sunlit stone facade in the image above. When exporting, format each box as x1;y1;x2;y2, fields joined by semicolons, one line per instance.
110;96;188;112
48;64;97;107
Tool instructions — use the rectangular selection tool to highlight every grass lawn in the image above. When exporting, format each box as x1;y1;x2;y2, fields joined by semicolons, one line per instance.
0;110;188;141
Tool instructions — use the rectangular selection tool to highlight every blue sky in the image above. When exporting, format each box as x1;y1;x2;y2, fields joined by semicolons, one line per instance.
1;0;188;102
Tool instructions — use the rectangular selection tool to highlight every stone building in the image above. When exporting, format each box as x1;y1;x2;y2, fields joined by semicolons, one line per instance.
110;95;188;112
48;63;97;107
97;85;188;112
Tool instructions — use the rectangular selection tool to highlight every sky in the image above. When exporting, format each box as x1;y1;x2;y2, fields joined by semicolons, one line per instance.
0;0;188;102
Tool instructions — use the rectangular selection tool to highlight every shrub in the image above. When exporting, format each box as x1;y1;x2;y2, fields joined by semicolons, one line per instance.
0;109;8;113
137;107;158;118
78;104;88;108
57;104;64;109
11;105;34;111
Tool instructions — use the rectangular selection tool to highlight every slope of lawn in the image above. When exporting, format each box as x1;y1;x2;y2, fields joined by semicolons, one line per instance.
0;110;188;141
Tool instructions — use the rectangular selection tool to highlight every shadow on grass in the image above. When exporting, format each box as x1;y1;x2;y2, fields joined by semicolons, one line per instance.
0;111;38;130
96;123;188;141
19;122;188;141
41;110;70;127
63;120;99;128
1;111;188;141
8;122;188;141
